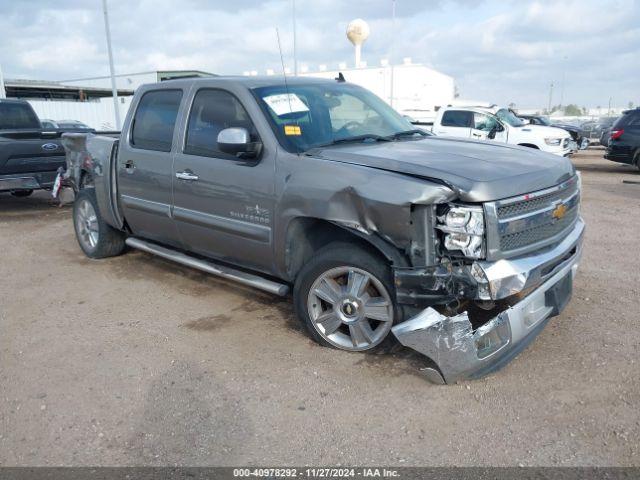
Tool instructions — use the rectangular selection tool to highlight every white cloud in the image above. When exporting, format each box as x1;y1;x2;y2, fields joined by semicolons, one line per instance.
0;0;638;107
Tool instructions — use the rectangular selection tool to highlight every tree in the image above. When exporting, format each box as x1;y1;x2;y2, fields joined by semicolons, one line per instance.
563;104;582;116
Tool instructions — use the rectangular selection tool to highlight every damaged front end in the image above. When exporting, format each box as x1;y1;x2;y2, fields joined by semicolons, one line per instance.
391;216;584;384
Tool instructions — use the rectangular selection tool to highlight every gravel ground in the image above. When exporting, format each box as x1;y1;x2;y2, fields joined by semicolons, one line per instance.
0;149;638;467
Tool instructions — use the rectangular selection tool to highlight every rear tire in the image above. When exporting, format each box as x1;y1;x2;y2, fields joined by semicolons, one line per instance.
73;188;126;259
634;150;640;172
293;242;398;353
11;190;33;197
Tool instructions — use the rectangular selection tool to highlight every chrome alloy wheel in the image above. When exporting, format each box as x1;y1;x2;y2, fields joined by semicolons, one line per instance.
307;266;394;351
75;198;99;251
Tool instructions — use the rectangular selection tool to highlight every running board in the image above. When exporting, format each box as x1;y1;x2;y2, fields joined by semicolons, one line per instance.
125;237;289;296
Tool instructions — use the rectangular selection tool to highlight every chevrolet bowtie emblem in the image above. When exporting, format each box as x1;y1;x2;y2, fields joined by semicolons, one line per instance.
552;203;568;220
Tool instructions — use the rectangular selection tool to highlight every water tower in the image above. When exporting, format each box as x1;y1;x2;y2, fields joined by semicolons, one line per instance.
346;19;370;68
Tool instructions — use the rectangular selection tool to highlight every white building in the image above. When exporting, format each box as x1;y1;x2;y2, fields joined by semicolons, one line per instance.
297;59;455;123
1;70;215;130
60;70;215;91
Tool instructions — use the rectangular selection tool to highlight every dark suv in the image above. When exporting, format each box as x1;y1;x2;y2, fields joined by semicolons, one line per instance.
605;108;640;170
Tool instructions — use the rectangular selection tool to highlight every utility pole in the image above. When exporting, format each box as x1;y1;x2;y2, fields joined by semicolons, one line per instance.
102;0;121;129
389;0;396;108
547;81;554;114
559;55;567;109
292;0;298;76
0;63;6;99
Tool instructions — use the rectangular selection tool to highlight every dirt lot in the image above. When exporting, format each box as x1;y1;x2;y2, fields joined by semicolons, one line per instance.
0;149;638;467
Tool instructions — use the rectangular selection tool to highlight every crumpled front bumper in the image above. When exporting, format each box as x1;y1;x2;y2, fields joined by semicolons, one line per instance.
392;218;584;384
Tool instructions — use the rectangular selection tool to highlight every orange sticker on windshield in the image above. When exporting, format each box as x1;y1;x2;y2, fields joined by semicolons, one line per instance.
284;125;302;136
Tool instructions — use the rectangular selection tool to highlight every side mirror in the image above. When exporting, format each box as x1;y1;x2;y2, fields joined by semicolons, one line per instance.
488;128;497;140
217;127;262;159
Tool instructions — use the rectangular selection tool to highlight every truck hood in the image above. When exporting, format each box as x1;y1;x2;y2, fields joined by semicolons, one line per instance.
308;136;575;202
517;124;571;138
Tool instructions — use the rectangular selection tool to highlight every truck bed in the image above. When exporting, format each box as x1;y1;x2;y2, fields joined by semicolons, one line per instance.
61;132;123;229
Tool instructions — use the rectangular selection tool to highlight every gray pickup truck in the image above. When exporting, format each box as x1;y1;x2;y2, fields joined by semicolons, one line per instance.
62;76;584;383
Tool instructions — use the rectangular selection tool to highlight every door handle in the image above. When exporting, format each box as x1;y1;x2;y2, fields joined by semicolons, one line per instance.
472;133;482;138
175;171;199;181
124;160;135;173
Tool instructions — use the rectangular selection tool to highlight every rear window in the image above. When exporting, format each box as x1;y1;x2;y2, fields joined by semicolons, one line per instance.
441;110;472;128
131;90;183;152
0;102;41;130
613;111;640;129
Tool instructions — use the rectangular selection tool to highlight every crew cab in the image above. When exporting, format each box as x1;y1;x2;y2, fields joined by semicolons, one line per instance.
432;105;575;156
0;99;67;196
61;77;584;383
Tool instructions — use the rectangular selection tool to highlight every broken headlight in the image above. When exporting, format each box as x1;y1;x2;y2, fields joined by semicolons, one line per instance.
437;205;485;259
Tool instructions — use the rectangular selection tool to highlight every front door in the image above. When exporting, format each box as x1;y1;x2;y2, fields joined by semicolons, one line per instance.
172;88;275;274
117;88;184;247
471;112;508;142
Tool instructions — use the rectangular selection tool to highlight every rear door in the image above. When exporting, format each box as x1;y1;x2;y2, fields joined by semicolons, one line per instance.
433;110;472;137
117;88;184;247
172;87;276;273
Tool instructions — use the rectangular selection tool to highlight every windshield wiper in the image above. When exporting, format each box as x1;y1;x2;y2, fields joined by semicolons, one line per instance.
309;134;393;150
387;129;429;140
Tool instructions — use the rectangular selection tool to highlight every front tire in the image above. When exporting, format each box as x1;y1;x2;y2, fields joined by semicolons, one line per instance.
73;189;126;259
293;242;397;352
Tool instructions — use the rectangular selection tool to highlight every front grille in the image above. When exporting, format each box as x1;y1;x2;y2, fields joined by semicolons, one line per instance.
497;179;579;219
487;176;580;258
499;207;578;251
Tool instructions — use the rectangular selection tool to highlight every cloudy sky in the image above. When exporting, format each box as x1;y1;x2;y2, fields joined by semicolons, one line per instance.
1;0;638;108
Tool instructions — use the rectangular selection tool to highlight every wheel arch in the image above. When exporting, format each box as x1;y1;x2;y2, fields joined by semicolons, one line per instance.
517;143;540;149
282;216;409;282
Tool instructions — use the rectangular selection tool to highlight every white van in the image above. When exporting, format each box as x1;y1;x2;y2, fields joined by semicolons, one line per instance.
432;106;575;156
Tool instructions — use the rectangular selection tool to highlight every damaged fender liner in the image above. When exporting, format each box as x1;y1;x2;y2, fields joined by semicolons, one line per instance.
391;253;578;384
393;264;477;306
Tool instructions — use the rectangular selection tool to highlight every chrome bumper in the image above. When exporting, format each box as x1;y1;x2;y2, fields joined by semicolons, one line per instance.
392;218;584;384
478;217;584;300
0;172;57;192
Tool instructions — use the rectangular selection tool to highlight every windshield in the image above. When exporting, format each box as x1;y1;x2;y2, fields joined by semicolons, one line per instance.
252;83;419;152
536;116;552;126
496;108;525;127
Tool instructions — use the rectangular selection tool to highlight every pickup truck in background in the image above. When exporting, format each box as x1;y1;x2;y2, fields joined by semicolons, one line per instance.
517;114;588;150
61;76;584;384
432;105;575;156
0;98;87;197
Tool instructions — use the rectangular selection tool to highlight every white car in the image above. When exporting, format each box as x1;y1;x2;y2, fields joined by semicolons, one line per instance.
432;106;574;156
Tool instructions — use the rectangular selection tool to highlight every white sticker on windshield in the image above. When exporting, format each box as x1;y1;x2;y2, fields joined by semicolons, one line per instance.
263;93;309;116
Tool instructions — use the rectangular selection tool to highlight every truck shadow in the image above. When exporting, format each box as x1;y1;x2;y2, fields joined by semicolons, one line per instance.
0;190;71;222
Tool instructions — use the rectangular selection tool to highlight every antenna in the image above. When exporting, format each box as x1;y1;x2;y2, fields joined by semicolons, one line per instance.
275;27;299;154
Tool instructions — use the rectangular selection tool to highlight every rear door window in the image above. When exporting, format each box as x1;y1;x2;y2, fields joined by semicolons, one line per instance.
614;111;640;129
130;90;183;152
0;102;41;129
441;110;472;128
